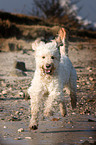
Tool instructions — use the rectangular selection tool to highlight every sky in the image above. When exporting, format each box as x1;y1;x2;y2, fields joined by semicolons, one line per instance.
0;0;32;14
0;0;96;25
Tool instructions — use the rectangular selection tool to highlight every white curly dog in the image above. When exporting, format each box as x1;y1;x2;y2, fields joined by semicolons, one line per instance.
28;28;77;130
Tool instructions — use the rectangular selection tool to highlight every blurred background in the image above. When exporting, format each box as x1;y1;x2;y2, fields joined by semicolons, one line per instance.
0;0;96;51
0;0;96;30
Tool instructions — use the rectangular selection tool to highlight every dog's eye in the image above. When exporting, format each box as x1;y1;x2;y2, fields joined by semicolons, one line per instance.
42;56;45;59
51;56;54;59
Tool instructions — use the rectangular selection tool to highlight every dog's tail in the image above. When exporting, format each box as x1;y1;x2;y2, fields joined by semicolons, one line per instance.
56;28;69;56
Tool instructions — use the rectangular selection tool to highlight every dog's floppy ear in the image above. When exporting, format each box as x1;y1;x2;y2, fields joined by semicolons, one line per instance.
56;27;69;56
32;39;41;50
56;28;67;44
58;28;66;43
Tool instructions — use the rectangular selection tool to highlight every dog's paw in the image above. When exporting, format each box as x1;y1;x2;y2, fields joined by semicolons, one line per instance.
29;125;38;130
61;110;67;117
29;119;38;130
29;123;38;130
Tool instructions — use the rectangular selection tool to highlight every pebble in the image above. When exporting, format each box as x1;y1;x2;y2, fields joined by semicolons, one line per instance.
89;137;92;139
92;127;94;129
72;112;76;115
87;67;92;71
4;126;6;129
19;92;23;96
80;140;83;142
11;116;21;121
25;137;31;139
2;90;7;95
89;77;94;81
89;70;92;72
72;125;74;128
86;81;90;85
18;128;24;132
15;111;23;116
52;118;60;121
3;136;7;138
15;111;19;115
77;85;80;88
14;137;22;140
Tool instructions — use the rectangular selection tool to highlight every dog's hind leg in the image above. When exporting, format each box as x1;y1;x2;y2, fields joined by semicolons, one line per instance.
70;91;77;109
59;101;67;117
69;67;77;109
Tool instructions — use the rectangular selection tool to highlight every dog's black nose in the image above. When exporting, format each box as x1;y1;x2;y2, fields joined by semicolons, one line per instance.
46;64;51;68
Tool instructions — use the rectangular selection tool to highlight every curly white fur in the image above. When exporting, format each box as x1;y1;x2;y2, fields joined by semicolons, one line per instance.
28;40;77;130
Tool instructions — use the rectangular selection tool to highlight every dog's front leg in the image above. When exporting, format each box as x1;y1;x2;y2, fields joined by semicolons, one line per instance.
29;96;39;130
28;86;43;130
44;90;57;116
44;90;65;116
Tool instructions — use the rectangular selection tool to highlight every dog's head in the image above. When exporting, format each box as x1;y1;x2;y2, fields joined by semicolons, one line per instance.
32;40;60;75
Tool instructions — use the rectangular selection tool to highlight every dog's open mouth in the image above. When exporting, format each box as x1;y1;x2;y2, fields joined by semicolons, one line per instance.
44;68;52;74
42;65;54;75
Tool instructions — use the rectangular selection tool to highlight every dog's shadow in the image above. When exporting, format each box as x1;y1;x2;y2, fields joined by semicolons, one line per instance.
40;129;96;134
25;69;35;72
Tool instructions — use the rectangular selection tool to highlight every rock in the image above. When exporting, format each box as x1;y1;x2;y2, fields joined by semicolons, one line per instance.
10;60;27;76
18;128;24;132
14;60;27;71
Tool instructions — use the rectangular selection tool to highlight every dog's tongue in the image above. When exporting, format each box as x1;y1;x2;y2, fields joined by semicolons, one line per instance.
45;69;51;74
